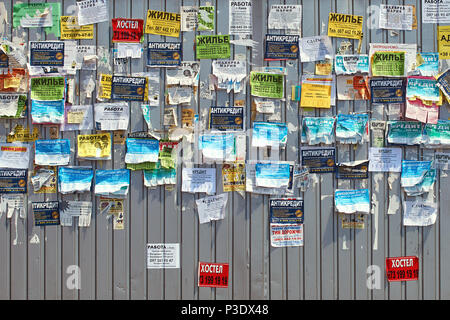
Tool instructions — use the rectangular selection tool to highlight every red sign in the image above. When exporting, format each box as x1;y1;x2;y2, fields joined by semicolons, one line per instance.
198;262;229;288
112;18;144;43
386;256;419;282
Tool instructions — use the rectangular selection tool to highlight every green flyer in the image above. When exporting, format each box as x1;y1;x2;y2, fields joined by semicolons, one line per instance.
250;71;285;99
197;6;214;31
31;77;65;101
371;51;405;77
13;3;61;37
196;35;230;59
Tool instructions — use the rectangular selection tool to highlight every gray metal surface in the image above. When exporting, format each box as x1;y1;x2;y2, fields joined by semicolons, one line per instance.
0;0;448;300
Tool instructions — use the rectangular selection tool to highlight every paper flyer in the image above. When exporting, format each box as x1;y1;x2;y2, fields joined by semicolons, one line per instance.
222;162;245;192
59;200;92;227
404;168;436;196
112;18;143;43
371;51;405;77
180;6;198;31
270;223;303;247
336;75;370;100
32;201;60;226
145;10;181;37
30;77;65;101
301;117;336;145
181;168;216;194
370;78;405;104
379;4;413;30
252;122;287;148
327;13;363;40
61;105;93;131
334;189;370;214
255;162;291;188
209;106;244;131
13;2;61;36
29;41;65;67
335;113;369;144
31;165;56;194
336;160;369;179
147;243;180;269
94;102;129;131
299;36;334;62
196;193;228;224
435;152;450;170
143;168;176;187
268;4;302;31
368;147;402;172
147;42;182;67
35;139;70;166
245;160;294;196
212;60;247;93
199;133;237;162
0;94;27;118
197;6;214;31
77;133;112;160
76;0;109;26
335;55;369;74
300;147;336;174
58;167;93;194
196;35;230;59
422;0;450;24
415;52;439;76
387;121;423;145
229;0;252;36
401;160;432;187
60;16;94;40
111;76;147;102
264;35;299;60
0;143;30;169
421;120;450;147
95;169;130;197
0;169;27;193
31;99;64;124
269;198;304;224
125;138;159;164
250;71;284;99
403;201;437;227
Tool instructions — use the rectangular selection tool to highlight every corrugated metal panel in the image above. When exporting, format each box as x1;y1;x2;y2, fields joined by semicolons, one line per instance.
0;0;448;300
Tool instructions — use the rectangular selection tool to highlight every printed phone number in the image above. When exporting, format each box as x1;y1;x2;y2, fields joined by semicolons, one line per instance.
387;269;418;281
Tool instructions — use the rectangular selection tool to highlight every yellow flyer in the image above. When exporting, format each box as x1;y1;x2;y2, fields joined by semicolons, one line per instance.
145;10;181;37
438;26;450;60
77;133;112;160
98;74;112;100
222;162;245;192
328;13;363;40
60;16;94;40
300;83;331;109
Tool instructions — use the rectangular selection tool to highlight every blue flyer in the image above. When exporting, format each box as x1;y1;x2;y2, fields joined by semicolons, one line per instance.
0;169;27;193
422;120;450;147
406;76;440;102
335;54;369;74
111;76;147;101
370;78;405;104
335;113;369;144
387;121;423;145
255;162;291;188
58;167;93;194
35;139;70;166
32;201;60;226
252;122;288;148
301;117;335;145
95;169;130;197
269;198;304;224
300;147;336;173
335;189;370;214
264;34;300;60
404;168;436;196
143;168;177;187
31;99;65;124
416;52;439;76
29;41;65;67
401;160;432;187
209;106;244;131
125;138;160;164
147;42;182;67
199;133;236;161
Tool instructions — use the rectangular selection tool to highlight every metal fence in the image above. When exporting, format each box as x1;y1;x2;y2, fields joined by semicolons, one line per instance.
0;0;449;300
